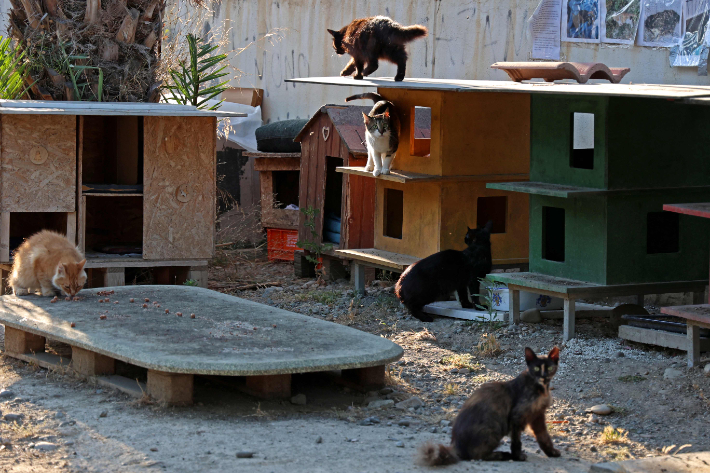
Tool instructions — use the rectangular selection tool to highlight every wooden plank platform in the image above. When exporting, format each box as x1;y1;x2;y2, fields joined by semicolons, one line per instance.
335;248;419;271
487;181;607;198
490;272;707;341
0;286;403;404
660;304;710;367
285;76;710;99
336;166;529;184
0;100;245;117
663;202;710;219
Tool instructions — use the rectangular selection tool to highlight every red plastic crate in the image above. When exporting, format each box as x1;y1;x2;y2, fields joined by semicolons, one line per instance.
267;228;302;262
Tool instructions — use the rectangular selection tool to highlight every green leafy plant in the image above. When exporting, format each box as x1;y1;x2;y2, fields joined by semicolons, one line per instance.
473;276;504;328
0;36;33;99
58;39;103;102
296;206;332;280
163;34;229;110
183;279;198;287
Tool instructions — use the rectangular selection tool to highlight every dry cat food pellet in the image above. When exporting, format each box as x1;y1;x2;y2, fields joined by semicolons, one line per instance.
176;312;182;317
65;297;71;301
113;301;119;304
70;322;76;327
272;324;277;328
73;297;80;301
99;315;107;320
165;309;169;314
190;314;195;319
145;298;150;302
104;298;110;303
142;303;148;308
253;327;257;331
129;298;135;303
99;299;104;303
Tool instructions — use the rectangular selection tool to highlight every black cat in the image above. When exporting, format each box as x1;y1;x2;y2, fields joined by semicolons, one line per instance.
394;221;493;322
418;347;561;465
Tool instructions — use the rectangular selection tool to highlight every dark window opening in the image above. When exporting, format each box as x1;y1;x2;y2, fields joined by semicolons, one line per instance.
9;213;68;256
477;196;507;234
542;206;565;262
272;171;300;208
647;212;680;254
86;196;143;256
410;106;431;157
82;116;143;186
322;157;343;245
570;112;594;170
384;188;404;239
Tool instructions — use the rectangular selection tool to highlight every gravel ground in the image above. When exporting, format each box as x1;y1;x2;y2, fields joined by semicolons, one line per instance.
0;251;707;472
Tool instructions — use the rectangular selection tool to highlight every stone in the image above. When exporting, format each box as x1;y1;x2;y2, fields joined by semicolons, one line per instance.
34;442;58;452
3;413;23;422
379;387;394;395
54;412;65;419
0;390;14;399
664;368;683;379
616;352;625;358
395;441;405;448
99;410;108;418
359;416;380;425
368;400;394;409
703;363;710;374
315;436;322;444
290;394;307;406
589;463;628;473
521;308;542;323
397;418;411;427
429;427;437;433
236;451;255;458
458;368;470;375
395;397;424;409
440;420;451;427
590;445;598;452
590;404;612;416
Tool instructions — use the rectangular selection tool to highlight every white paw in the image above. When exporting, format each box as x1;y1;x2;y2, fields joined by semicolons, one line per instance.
381;168;390;175
373;169;382;177
365;165;374;172
13;288;29;296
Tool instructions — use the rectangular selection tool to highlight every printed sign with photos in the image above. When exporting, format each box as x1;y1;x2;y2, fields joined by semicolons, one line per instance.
562;0;602;42
601;0;641;43
638;0;683;46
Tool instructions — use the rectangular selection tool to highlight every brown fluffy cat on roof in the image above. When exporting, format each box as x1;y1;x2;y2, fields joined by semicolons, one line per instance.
327;16;427;81
9;230;87;298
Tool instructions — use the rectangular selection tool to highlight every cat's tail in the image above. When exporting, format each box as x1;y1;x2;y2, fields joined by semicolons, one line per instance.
416;442;459;466
345;93;385;103
390;24;428;44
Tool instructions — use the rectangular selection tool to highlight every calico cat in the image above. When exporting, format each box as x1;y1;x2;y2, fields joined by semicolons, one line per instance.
394;222;493;322
9;230;87;297
327;16;427;81
418;347;561;465
346;92;400;177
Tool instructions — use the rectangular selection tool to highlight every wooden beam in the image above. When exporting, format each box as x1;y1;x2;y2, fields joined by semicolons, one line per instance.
563;299;576;341
66;212;77;245
688;324;701;368
103;268;125;287
187;266;208;288
508;288;520;325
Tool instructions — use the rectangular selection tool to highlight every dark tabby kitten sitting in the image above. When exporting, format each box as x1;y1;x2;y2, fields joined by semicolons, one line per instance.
394;222;493;322
419;347;561;465
346;93;400;177
327;16;427;81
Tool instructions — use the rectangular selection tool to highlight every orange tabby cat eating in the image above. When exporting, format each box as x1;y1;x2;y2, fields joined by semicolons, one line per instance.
9;230;87;297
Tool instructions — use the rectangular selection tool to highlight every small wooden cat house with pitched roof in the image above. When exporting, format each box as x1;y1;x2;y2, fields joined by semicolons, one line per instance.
0;101;240;291
293;105;378;276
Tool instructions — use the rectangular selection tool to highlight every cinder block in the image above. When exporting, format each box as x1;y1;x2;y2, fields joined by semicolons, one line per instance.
71;346;115;376
147;370;194;405
5;326;45;354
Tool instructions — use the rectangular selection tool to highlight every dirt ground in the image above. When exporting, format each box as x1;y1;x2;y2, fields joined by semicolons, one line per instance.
0;249;708;472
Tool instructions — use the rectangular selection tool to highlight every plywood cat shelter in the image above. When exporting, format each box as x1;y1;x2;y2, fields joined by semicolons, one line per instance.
286;77;531;287
0;101;242;291
487;88;710;340
292;105;378;278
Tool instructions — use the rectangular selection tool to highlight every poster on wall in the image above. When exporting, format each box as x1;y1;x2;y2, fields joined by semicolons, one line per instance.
638;0;683;46
669;0;710;68
530;0;563;59
601;0;641;43
562;0;601;42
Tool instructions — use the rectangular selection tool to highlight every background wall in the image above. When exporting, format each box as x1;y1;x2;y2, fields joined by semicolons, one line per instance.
208;0;710;123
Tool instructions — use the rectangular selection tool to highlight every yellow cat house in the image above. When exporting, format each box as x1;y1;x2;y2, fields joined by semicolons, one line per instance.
287;77;530;290
0;102;242;290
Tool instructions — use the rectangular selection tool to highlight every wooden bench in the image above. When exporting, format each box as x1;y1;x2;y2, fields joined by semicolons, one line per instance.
661;304;710;367
335;248;420;294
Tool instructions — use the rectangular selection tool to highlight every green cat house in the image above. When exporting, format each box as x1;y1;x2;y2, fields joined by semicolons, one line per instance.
489;93;710;340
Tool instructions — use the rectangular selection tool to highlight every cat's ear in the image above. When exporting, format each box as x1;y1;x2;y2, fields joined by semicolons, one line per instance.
77;259;86;270
524;347;537;363
362;112;371;124
327;28;341;38
56;263;66;276
548;346;560;363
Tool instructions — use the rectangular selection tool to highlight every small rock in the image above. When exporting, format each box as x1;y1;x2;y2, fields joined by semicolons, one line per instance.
458;368;470;375
590;404;612;416
0;390;14;399
236;451;254;459
59;420;76;427
429;426;437;433
395;441;405;448
703;363;710;374
588;414;600;424
99;410;108;418
54;412;65;419
440;420;451;427
379;387;394;395
590;445;598;452
368;399;395;409
359;416;380;425
3;413;23;422
315;436;323;444
34;442;58;452
290;394;307;406
521;308;542;323
664;368;683;379
395;397;424;409
397;418;411;427
616;352;625;358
